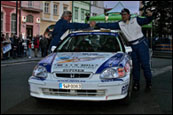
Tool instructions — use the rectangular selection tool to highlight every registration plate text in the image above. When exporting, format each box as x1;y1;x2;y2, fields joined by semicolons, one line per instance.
59;83;82;89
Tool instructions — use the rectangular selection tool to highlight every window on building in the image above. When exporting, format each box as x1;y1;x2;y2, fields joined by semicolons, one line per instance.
44;2;49;14
93;1;97;6
92;13;97;16
86;10;90;16
11;14;16;34
28;1;33;7
81;9;85;20
53;4;58;15
75;7;78;20
1;12;3;32
63;6;68;12
27;15;33;23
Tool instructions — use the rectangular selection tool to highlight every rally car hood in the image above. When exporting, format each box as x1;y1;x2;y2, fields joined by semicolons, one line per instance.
51;52;124;74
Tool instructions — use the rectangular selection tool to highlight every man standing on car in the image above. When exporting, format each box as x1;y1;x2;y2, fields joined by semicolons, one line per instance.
91;8;153;91
50;11;93;52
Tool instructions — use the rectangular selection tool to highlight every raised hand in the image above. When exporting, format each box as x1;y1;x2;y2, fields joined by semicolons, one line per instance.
146;9;153;17
89;21;96;28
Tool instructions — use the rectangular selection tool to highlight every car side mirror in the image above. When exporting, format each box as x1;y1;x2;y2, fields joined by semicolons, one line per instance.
124;46;132;54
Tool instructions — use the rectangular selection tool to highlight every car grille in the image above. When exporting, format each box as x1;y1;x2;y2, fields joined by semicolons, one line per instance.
56;73;91;78
42;88;105;97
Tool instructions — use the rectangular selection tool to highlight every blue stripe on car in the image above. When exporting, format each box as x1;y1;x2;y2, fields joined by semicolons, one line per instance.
38;53;57;72
119;55;129;67
96;53;124;74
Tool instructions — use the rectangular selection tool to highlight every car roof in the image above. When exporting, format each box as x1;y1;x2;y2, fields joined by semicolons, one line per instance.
71;29;121;34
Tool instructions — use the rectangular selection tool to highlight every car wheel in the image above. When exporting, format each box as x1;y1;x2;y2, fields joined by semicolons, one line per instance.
120;73;133;105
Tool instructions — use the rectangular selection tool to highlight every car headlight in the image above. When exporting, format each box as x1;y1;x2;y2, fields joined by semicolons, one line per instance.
100;68;118;79
100;63;130;79
32;65;48;78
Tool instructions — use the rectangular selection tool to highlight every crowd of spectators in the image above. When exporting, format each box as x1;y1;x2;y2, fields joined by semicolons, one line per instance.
1;33;52;60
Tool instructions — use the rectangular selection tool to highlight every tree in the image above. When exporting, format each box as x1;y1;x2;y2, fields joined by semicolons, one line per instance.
140;1;172;37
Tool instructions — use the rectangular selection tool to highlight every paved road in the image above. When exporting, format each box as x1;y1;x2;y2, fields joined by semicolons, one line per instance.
1;61;37;113
1;58;172;114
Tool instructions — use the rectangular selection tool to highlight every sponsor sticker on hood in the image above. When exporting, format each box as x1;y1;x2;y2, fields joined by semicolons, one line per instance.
51;52;123;73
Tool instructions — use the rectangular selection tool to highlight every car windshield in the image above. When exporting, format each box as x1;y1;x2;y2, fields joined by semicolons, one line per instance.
56;33;122;52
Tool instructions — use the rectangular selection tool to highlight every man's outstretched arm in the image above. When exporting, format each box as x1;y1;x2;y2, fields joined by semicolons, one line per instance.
137;16;153;26
137;10;153;26
95;22;120;30
66;23;90;30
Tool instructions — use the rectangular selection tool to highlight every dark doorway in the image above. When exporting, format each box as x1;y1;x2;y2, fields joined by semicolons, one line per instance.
26;25;33;38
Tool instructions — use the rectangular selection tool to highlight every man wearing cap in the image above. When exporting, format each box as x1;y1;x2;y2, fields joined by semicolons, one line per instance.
92;8;153;91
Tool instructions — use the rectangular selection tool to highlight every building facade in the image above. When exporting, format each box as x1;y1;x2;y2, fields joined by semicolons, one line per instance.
72;1;90;23
1;1;19;37
91;1;104;16
40;1;72;36
21;1;42;38
1;1;42;38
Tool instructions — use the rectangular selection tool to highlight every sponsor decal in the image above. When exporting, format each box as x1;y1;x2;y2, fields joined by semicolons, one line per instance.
54;63;99;69
59;56;71;60
63;69;84;73
101;78;123;82
57;80;86;83
56;56;105;63
121;84;129;94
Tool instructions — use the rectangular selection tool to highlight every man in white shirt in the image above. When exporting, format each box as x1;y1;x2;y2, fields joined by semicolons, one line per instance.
92;8;153;91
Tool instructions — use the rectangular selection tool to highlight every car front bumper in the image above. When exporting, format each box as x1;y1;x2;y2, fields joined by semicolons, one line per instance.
28;75;130;101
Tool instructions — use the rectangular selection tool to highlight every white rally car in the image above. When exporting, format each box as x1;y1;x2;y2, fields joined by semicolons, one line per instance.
28;29;133;104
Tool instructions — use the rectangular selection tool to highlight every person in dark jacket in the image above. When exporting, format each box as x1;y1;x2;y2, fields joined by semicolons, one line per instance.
85;13;90;23
1;34;5;59
91;8;153;91
34;35;40;57
13;35;19;59
39;35;48;57
17;34;24;57
50;11;93;52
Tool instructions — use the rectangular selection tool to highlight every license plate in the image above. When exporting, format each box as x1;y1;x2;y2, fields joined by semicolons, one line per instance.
59;83;82;89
